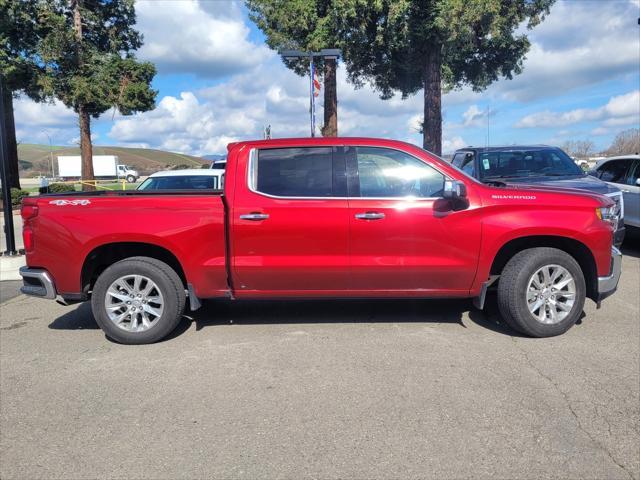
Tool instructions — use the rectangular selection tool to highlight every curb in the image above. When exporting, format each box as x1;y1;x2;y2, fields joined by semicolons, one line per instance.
0;255;26;281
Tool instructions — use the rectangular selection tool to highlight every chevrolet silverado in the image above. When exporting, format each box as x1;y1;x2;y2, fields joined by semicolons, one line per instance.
20;138;622;344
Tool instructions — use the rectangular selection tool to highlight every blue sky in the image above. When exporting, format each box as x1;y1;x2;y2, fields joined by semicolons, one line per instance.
13;0;640;155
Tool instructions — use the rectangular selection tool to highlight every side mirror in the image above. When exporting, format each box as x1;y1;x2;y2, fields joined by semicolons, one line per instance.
443;180;467;199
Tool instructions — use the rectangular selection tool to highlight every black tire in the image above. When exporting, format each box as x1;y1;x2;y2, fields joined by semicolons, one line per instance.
91;257;186;344
497;247;586;338
126;175;136;183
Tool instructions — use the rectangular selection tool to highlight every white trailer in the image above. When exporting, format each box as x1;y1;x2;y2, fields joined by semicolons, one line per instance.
57;155;139;182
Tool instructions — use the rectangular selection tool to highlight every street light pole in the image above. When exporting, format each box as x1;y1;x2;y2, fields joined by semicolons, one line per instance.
280;49;341;138
43;130;54;177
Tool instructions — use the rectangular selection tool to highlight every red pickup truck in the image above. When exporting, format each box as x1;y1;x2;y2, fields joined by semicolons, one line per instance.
19;138;622;344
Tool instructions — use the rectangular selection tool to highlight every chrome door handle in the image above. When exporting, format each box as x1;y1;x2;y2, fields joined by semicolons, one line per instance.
239;213;269;221
355;212;385;220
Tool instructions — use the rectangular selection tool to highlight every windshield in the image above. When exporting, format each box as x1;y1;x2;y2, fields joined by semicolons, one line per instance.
137;175;222;190
478;148;583;179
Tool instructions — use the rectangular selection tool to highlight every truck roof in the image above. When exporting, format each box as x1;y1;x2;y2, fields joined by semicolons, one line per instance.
228;137;425;151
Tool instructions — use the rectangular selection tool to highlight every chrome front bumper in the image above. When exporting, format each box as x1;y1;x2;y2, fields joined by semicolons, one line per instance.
597;246;622;301
19;267;57;300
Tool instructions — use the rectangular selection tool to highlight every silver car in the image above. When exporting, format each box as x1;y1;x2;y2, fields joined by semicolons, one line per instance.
590;155;640;228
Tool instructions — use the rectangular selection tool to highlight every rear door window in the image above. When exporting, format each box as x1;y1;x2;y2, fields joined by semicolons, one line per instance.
254;147;334;197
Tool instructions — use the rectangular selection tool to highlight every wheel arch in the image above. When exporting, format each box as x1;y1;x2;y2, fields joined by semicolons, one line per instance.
490;235;598;301
81;242;187;295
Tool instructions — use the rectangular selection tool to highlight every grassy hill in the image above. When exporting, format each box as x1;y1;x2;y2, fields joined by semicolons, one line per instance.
18;144;208;177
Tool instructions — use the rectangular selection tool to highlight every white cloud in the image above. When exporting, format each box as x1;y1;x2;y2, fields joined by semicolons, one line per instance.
108;60;432;155
515;90;640;128
13;98;76;129
135;0;273;78
462;105;487;127
494;0;639;102
443;136;467;153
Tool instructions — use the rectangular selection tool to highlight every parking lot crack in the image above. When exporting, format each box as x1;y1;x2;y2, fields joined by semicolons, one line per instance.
510;337;636;480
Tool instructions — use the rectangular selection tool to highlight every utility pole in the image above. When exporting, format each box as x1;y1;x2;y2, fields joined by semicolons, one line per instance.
43;130;54;177
0;76;17;255
486;103;491;147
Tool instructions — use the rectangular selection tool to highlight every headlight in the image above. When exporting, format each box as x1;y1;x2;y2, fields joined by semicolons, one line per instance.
596;206;619;231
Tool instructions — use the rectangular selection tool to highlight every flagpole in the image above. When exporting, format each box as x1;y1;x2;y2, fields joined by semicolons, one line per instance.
310;56;315;137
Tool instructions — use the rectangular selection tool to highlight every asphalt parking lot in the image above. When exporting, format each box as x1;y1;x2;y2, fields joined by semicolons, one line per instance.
1;239;638;479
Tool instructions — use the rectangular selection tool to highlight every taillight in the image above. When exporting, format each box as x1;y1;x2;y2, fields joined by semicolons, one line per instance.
21;202;38;252
21;204;39;221
23;227;34;252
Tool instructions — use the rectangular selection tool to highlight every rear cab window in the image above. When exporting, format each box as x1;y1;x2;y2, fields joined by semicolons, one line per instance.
138;175;221;190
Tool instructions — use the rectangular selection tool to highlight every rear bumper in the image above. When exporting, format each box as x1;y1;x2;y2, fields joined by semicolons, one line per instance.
19;267;57;300
596;246;622;303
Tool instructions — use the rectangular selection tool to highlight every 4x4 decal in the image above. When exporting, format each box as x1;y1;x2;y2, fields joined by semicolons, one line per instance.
49;199;91;206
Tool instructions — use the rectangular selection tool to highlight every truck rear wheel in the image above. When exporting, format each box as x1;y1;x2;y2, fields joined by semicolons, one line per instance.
497;247;586;337
91;257;186;344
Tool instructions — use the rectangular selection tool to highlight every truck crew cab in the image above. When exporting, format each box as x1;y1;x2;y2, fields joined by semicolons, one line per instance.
20;138;621;344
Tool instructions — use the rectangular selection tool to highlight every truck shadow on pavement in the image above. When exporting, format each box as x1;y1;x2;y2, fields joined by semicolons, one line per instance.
48;302;100;330
49;289;607;342
167;295;529;340
48;296;528;341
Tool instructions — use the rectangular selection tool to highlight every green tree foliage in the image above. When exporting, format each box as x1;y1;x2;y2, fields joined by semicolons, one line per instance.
2;0;157;191
1;0;50;189
247;0;555;154
39;0;157;190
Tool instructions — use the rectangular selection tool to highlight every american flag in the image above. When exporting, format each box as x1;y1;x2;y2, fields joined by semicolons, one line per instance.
313;70;321;97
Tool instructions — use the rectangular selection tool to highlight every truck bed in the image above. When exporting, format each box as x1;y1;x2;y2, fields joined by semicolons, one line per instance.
23;192;228;299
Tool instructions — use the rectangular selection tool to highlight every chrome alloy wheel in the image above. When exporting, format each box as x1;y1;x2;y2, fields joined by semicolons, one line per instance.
526;264;576;325
104;275;164;332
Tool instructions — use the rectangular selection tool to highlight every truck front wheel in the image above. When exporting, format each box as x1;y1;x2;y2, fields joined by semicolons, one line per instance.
91;257;186;344
126;175;136;183
497;247;586;337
